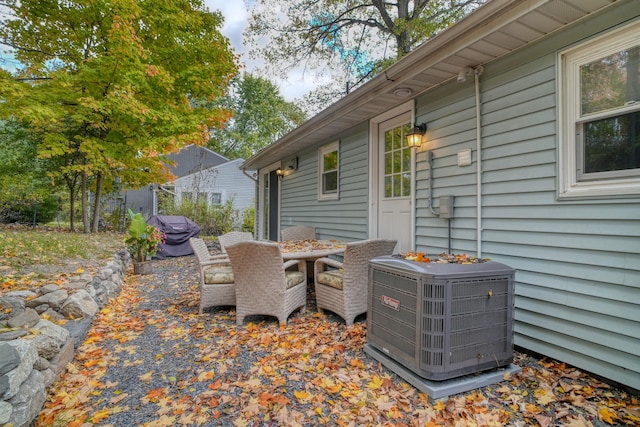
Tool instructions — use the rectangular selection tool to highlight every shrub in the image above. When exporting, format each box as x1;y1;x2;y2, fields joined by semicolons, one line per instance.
0;193;59;225
241;203;255;233
162;197;252;236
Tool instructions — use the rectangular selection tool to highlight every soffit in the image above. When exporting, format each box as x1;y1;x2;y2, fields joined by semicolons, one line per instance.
242;0;618;170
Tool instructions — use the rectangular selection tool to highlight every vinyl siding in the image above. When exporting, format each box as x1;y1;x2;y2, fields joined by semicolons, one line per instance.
174;159;255;213
279;123;370;241
413;7;640;389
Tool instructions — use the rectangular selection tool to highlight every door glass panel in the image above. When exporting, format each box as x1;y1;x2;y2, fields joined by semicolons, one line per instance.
383;123;412;199
385;176;392;198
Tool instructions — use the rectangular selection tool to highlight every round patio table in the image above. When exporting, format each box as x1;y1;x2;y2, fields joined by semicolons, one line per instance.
279;239;346;261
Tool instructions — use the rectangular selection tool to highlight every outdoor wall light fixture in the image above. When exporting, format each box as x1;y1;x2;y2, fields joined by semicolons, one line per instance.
406;123;427;148
276;157;298;178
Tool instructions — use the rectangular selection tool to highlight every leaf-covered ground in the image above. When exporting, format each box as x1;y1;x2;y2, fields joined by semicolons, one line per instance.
35;256;638;427
0;224;124;291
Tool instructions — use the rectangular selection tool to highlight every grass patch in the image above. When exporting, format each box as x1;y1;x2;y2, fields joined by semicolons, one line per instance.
0;225;124;290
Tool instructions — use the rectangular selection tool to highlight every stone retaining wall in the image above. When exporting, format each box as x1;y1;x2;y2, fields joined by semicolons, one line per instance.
0;250;131;427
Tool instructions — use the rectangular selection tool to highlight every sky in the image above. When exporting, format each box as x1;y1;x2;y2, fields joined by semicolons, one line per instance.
204;0;318;102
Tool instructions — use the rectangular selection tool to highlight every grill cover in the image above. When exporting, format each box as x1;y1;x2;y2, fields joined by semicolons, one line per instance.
147;215;200;258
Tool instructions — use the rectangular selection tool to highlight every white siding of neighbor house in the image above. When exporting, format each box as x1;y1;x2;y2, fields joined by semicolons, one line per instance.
174;159;255;212
279;123;370;241
413;7;640;389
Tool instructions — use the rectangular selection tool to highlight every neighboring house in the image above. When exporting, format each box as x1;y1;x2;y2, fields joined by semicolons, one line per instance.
122;145;228;217
241;0;640;391
172;158;256;213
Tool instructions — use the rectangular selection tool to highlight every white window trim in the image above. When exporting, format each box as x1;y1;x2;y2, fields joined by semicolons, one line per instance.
318;141;339;200
558;20;640;199
258;161;281;240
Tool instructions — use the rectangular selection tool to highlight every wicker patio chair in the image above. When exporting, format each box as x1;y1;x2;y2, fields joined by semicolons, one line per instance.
189;237;236;314
280;226;316;241
225;240;307;326
314;238;397;326
218;231;254;253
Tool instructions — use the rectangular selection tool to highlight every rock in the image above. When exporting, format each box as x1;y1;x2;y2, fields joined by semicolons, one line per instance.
0;400;12;424
0;250;129;427
79;272;93;282
84;284;97;301
48;338;74;380
7;308;40;329
107;259;125;273
40;284;61;294
8;370;46;427
34;304;50;314
25;289;69;310
0;330;28;341
0;375;7;398
0;343;20;375
68;273;92;287
1;339;38;400
34;320;69;345
41;308;66;322
94;285;110;306
31;334;60;361
0;297;26;314
4;291;37;300
33;357;51;371
41;368;55;388
60;290;98;319
32;320;70;360
98;279;118;300
97;268;114;280
64;281;87;290
62;318;93;348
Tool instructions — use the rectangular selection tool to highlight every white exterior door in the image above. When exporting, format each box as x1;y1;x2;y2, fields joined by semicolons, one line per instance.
375;112;414;253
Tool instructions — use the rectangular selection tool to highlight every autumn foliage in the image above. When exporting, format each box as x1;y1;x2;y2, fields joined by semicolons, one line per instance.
33;256;639;427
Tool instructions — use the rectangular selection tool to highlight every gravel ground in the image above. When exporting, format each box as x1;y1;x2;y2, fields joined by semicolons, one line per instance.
36;256;638;427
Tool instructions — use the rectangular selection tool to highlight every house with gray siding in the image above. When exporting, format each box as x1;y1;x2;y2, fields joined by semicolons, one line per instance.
241;0;640;391
122;144;228;217
173;158;256;219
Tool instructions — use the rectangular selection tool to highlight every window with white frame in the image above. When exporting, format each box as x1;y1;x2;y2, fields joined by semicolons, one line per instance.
211;193;222;205
559;21;640;198
318;141;339;200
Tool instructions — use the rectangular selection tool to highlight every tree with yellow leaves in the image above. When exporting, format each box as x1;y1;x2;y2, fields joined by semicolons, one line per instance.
0;0;237;231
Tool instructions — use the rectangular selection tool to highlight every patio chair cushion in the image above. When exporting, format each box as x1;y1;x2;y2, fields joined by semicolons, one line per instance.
203;265;235;284
316;269;344;290
285;271;306;289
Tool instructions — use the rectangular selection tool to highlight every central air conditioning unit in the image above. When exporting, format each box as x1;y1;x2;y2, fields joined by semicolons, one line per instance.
367;256;515;381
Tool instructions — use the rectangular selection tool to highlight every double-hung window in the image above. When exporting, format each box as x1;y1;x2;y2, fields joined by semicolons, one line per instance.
559;21;640;198
318;141;339;200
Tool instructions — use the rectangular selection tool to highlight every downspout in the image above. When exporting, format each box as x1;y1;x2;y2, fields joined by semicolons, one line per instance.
474;66;484;258
242;169;258;183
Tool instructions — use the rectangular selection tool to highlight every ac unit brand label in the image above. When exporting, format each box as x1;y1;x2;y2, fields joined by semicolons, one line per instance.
381;295;400;311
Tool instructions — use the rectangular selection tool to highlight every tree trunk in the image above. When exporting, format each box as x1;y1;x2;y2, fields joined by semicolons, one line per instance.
64;172;80;232
68;185;76;232
67;181;76;231
91;172;103;232
81;171;90;233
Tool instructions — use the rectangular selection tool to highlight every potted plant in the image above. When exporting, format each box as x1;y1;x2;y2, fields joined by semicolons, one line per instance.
124;209;164;274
